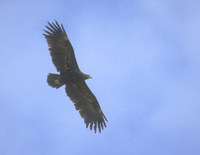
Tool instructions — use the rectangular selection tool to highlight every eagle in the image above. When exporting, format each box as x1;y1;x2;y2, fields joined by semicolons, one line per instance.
43;21;108;133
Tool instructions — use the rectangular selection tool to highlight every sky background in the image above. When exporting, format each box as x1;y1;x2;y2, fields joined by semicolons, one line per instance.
0;0;200;155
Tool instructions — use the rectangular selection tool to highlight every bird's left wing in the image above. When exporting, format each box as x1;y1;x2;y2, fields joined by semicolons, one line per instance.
65;80;108;133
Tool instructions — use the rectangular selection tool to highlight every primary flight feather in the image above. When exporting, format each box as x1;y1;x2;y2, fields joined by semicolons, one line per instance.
43;21;108;133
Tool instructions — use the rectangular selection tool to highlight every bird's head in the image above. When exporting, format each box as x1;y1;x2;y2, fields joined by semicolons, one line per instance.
85;75;92;80
83;74;92;80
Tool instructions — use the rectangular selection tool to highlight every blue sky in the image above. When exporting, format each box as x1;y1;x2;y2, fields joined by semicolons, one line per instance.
0;0;200;154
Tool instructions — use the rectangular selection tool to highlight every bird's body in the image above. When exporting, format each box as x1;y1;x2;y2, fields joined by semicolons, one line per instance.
43;21;107;133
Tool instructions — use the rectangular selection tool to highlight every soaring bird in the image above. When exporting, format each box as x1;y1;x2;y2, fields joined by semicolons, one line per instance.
43;21;108;133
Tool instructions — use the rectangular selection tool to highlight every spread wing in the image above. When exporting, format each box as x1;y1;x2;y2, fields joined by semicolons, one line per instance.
43;21;79;72
44;21;108;133
65;80;108;133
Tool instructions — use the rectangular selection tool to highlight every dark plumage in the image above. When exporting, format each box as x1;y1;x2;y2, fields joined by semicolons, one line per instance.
43;21;108;133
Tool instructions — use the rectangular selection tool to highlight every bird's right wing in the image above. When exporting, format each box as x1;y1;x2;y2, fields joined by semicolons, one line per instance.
43;21;79;72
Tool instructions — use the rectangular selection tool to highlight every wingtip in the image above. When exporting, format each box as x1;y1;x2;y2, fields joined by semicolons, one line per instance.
47;22;57;31
61;24;67;35
98;121;101;133
42;33;48;37
86;122;89;128
45;25;55;33
55;20;62;30
90;122;93;131
94;121;97;133
103;113;108;122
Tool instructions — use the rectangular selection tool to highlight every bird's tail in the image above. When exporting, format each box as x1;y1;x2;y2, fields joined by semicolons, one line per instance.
47;73;64;89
